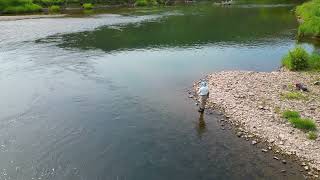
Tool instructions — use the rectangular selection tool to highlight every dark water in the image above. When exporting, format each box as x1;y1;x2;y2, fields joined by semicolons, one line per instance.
0;2;310;179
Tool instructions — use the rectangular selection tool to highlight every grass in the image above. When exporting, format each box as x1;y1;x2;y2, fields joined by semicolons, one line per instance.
282;46;320;72
289;117;317;131
282;110;317;133
48;5;60;12
282;110;300;119
296;0;320;37
281;91;307;100
307;131;318;140
82;3;93;9
274;106;281;114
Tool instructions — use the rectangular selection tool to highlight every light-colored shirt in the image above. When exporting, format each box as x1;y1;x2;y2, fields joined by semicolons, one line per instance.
198;86;209;96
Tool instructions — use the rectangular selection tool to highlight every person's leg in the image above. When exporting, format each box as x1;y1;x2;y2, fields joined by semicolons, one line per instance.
199;95;205;112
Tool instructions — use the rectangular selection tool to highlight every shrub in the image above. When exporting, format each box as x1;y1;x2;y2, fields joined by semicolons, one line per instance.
1;0;42;14
82;3;93;9
33;0;65;6
289;117;317;131
48;5;60;12
296;0;320;37
134;0;147;6
307;131;317;140
309;53;320;71
134;0;157;6
296;0;320;20
298;17;320;37
281;46;309;71
282;110;300;119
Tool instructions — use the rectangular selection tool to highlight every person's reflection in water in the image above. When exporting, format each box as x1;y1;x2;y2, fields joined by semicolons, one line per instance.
197;112;207;139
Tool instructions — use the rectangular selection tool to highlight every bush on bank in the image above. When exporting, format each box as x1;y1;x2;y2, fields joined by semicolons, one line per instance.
296;0;320;37
48;4;60;12
281;46;309;71
0;0;42;14
82;3;93;9
282;46;320;71
33;0;65;7
134;0;157;6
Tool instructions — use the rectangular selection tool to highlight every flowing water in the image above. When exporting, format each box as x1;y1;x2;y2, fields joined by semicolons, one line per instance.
0;1;311;179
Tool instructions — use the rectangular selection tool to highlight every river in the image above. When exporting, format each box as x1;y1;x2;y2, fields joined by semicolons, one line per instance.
0;1;310;179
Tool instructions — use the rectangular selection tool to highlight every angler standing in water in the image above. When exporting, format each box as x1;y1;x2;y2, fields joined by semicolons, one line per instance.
198;81;209;112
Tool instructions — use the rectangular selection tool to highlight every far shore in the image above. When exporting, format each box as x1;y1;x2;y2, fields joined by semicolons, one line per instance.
192;70;320;178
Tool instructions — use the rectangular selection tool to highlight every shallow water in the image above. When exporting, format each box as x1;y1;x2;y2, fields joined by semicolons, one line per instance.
0;2;310;179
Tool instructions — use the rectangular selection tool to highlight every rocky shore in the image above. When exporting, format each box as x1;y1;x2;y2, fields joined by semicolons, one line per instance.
193;70;320;178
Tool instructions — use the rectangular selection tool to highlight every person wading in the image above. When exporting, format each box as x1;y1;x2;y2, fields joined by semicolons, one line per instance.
198;81;209;112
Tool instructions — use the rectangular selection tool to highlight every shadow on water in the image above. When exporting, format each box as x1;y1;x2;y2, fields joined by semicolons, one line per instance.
196;112;207;139
43;4;298;52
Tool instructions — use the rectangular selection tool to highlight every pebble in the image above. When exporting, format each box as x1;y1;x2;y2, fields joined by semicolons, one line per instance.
236;132;242;137
268;146;272;150
252;140;257;145
273;156;279;160
261;149;268;152
304;166;309;171
279;141;284;145
282;160;287;164
281;170;286;173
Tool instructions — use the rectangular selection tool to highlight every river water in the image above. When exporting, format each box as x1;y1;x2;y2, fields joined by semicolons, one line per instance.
0;1;310;179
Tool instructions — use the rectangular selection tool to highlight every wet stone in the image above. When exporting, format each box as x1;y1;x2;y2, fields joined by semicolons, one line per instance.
261;149;268;152
252;140;257;145
282;160;287;164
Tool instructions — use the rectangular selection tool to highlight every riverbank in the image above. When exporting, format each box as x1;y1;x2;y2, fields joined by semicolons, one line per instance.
0;14;65;21
193;70;320;178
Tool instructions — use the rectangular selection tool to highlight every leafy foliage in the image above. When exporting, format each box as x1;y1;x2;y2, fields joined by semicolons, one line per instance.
0;0;42;13
281;46;309;71
134;0;157;6
296;0;320;37
82;3;93;9
309;53;320;71
49;5;60;12
33;0;65;6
